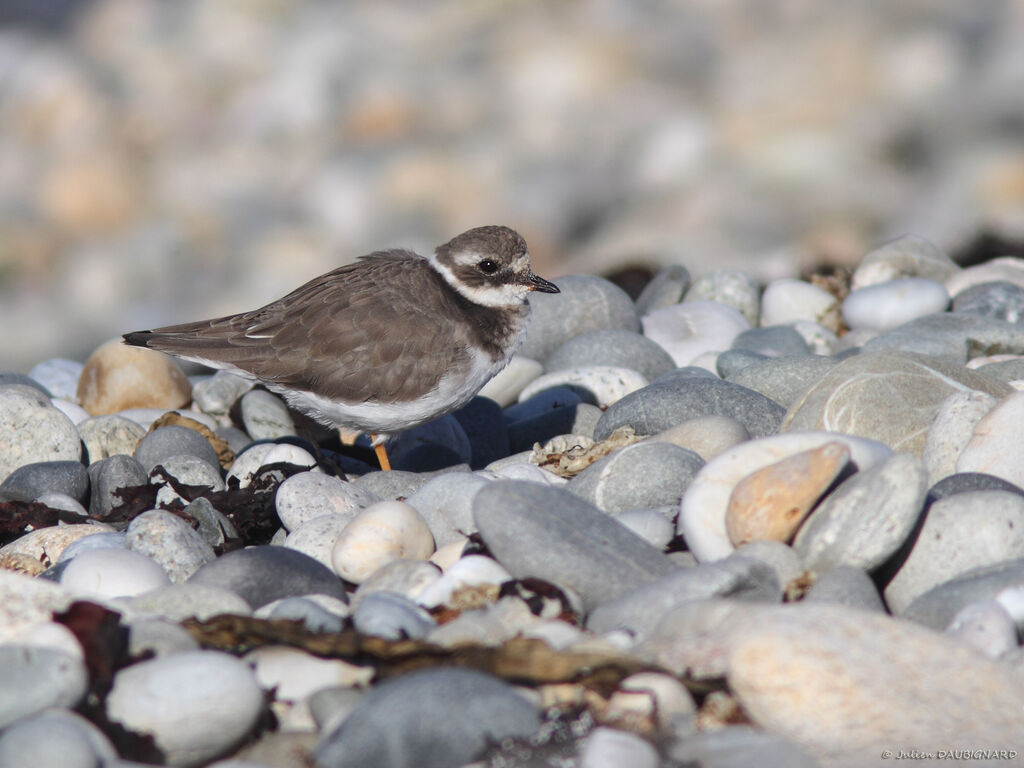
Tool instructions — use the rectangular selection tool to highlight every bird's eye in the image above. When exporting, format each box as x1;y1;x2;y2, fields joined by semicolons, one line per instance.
478;259;499;274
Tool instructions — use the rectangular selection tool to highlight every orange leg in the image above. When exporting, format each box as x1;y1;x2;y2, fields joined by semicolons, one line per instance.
370;434;392;471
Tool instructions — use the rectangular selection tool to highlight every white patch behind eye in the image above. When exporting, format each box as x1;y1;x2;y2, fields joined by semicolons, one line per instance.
428;249;532;308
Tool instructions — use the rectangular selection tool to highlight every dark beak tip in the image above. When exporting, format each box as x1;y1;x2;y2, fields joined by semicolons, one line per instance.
529;274;560;294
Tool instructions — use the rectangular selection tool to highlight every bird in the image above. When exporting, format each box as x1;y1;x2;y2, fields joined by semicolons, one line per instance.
123;225;559;470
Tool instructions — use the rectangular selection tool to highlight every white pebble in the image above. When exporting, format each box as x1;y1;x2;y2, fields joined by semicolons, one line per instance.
478;356;543;407
613;510;675;550
760;278;840;330
842;278;949;332
332;501;435;584
61;548;171;598
641;301;750;367
518;366;648;408
956;390;1024;486
261;443;318;470
51;399;90;425
226;443;274;488
418;555;512;607
275;471;377;531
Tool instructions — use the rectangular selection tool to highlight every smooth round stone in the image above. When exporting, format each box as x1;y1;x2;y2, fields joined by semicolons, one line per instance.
759;278;840;331
478;356;543;407
120;583;252;622
352;559;441;608
52;399;90;425
350;468;434;501
607;671;696;730
275;471;376;532
191;371;253;423
313;668;540;768
261;442;319;472
726;355;839;412
240;389;296;440
152;454;225;507
0;646;88;729
474;481;675;611
902;559;1024;630
452;397;510;470
36;492;88;516
652;415;750;461
262;596;347;633
567;441;704;514
518;274;640;362
782;350;1011;455
87;454;147;517
945;600;1018;659
28;358;83;402
8;621;84;660
518;366;648;409
579;727;658;768
587;554;780;640
668;726;819;768
332;501;435;584
544;330;676;381
0;524;114;570
680;432;892;562
284;514;351;571
956;389;1024;486
128;618;201;659
0;460;88;503
861;312;1024;362
106;650;264;767
595;376;786;442
126;510;217;583
417;555;509;608
725;441;850;547
851;234;959;290
134;425;220;474
0;708;116;768
77;414;147;462
57;532;126;564
953;281;1024;325
946;256;1024;296
635;264;691;316
803;565;885;612
189;546;347;609
385;414;471;472
730;325;809;358
684;270;760;326
641;301;750;367
61;547;170;598
614;509;676;550
226;443;275;488
885;491;1024;613
735;540;804;589
0;387;81;484
793;452;927;573
404;472;490;546
714;349;766;379
77;339;190;416
352;591;436;639
842;278;950;333
922;389;998;485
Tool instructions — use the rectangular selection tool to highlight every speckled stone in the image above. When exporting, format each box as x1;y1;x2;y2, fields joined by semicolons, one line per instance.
0;387;82;484
77;414;147;463
134;425;221;474
240;389;296;440
726;355;839;411
852;234;959;290
126;510;217;583
684;269;761;326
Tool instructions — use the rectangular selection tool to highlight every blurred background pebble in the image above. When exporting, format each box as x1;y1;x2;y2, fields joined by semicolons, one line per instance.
1;0;1022;370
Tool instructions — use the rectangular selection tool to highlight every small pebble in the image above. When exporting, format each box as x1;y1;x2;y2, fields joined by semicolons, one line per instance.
240;389;296;439
77;339;191;416
60;547;171;598
352;591;436;639
331;501;435;584
641;300;750;367
842;277;950;332
28;358;84;402
0;646;88;729
275;471;376;532
759;278;840;331
0;387;82;484
77;414;147;462
134;425;221;474
684;269;761;326
125;510;217;583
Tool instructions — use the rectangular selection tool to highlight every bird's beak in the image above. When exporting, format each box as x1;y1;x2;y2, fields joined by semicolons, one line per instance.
527;273;560;293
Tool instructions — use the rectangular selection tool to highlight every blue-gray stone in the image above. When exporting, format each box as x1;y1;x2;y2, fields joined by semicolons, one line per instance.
731;326;810;357
668;726;820;768
715;349;768;379
352;592;436;640
519;275;641;361
473;480;675;610
385;414;471;472
803;565;885;612
594;377;785;441
567;441;704;514
58;532;128;563
0;373;51;398
926;472;1024;506
902;558;1024;630
453;397;510;470
952;281;1024;326
188;545;347;608
183;496;239;548
505;387;589;453
313;668;539;768
861;313;1024;363
726;355;840;411
87;454;147;517
544;330;676;381
134;425;220;473
635;264;691;316
266;597;344;634
27;359;83;402
0;461;88;503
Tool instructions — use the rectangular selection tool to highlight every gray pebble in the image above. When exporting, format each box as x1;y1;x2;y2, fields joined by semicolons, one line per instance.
240;389;296;439
731;325;810;357
352;559;441;608
0;708;117;768
974;357;1024;386
265;597;345;633
134;425;220;474
183;496;239;548
126;510;217;583
579;727;658;768
803;565;885;612
714;349;767;379
862;313;1024;363
352;591;436;639
283;513;351;570
613;508;676;549
405;472;490;545
0;375;51;398
519;274;640;361
735;540;804;588
350;468;440;500
188;545;348;609
309;687;366;734
275;471;378;532
567;441;703;514
635;264;691;316
902;558;1024;630
192;371;253;422
57;531;128;563
35;492;88;517
667;726;820;768
544;329;676;381
726;355;839;411
793;453;927;573
595;376;785;441
474;480;675;611
587;555;780;639
151;454;224;507
0;387;81;484
87;454;147;518
128;618;201;658
945;600;1018;658
313;668;539;768
952;281;1024;325
121;583;252;622
0;646;87;729
0;460;88;504
217;425;253;456
926;472;1024;505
